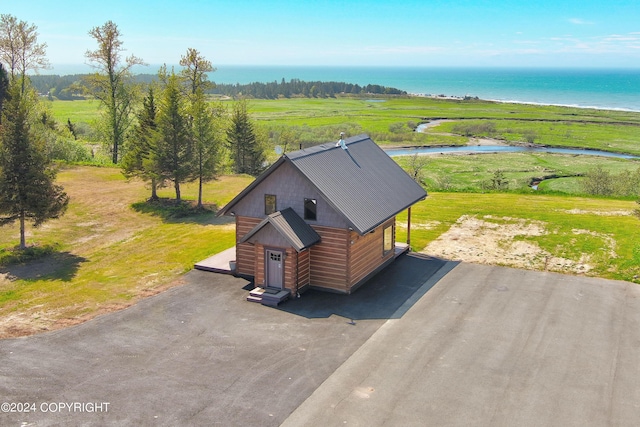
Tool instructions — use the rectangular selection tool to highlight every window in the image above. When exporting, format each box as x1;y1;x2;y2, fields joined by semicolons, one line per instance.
383;224;393;254
265;194;276;215
269;252;281;262
304;198;317;220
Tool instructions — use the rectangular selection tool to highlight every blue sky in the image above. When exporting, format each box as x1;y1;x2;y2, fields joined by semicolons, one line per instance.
3;0;640;71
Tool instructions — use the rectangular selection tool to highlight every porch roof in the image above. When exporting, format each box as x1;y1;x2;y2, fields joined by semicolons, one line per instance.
239;207;321;252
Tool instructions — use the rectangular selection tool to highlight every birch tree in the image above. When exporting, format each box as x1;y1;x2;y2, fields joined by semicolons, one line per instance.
84;20;145;164
0;14;50;94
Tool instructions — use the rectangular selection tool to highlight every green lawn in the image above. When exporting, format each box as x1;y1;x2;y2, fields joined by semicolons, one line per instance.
0;167;252;337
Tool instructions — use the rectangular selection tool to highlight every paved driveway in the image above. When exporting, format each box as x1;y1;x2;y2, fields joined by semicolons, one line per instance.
2;256;640;426
283;263;640;427
0;253;448;426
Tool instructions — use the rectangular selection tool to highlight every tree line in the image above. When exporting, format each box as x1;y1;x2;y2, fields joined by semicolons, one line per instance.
29;75;407;100
210;79;406;99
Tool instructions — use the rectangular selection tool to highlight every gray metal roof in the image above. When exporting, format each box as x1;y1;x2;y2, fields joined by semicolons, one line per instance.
239;207;321;251
219;134;427;234
286;134;427;234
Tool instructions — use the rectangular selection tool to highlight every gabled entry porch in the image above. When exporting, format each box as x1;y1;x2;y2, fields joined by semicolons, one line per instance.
239;208;320;304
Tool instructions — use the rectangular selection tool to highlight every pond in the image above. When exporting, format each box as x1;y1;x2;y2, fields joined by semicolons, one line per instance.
385;145;639;159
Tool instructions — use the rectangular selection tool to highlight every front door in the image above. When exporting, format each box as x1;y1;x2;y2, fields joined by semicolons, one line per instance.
266;249;284;289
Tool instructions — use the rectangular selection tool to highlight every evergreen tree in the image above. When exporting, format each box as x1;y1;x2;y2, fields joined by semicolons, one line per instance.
0;63;8;122
191;93;223;208
156;71;192;201
179;48;221;207
227;99;265;176
0;79;68;249
121;87;162;200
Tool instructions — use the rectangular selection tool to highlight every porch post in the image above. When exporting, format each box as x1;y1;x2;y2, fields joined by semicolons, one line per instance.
407;206;412;250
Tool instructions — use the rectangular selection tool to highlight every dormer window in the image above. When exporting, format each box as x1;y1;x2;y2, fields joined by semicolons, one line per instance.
304;198;317;220
265;194;276;215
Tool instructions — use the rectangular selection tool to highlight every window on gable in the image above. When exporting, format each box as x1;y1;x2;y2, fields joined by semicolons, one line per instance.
304;198;317;221
265;194;276;215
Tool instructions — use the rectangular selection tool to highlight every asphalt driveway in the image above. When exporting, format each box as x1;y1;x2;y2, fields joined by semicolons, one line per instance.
283;263;640;427
2;255;640;426
0;253;448;426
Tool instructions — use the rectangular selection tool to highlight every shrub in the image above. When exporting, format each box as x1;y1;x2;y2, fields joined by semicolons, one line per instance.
46;136;93;163
388;122;407;133
524;131;538;144
451;121;496;137
581;166;640;197
489;169;508;190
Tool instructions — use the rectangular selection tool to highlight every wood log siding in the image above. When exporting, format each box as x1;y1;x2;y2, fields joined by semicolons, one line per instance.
235;216;395;293
298;249;310;289
254;243;265;285
309;225;350;292
348;218;395;287
284;248;297;291
236;216;262;276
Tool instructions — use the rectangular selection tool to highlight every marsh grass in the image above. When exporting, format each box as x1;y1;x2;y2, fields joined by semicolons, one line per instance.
395;152;640;194
49;96;640;152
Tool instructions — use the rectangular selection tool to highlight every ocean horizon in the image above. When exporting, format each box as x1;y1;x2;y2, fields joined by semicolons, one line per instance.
50;64;640;112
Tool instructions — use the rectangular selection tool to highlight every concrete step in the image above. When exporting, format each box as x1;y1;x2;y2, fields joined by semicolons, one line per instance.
249;287;266;297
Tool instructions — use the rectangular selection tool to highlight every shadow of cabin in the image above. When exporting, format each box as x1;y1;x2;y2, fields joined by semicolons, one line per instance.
277;253;456;321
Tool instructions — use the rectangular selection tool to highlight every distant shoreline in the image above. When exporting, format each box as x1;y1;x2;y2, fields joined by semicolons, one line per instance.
40;65;640;112
409;93;640;113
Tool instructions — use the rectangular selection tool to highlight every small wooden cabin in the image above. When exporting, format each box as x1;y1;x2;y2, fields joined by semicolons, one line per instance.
218;134;427;295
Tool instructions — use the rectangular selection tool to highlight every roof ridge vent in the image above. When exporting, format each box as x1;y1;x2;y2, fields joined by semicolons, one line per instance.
335;132;348;150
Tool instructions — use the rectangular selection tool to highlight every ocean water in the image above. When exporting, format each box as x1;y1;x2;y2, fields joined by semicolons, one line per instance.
210;66;640;112
51;64;640;112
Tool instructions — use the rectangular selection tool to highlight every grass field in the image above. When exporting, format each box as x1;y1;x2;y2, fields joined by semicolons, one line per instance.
0;167;253;337
396;193;640;283
430;119;640;155
395;152;640;193
1;165;638;337
48;96;640;150
1;95;638;337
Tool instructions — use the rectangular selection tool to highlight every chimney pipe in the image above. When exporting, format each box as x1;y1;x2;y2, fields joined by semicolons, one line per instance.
336;132;348;150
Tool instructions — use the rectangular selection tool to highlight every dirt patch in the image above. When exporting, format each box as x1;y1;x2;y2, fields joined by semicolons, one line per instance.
468;137;509;146
422;215;597;274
